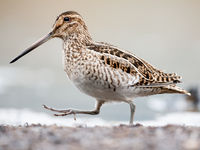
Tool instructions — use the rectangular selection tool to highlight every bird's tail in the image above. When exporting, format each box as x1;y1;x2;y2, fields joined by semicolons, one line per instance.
160;85;191;96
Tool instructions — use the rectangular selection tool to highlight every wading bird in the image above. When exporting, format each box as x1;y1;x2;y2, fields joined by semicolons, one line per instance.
10;11;190;124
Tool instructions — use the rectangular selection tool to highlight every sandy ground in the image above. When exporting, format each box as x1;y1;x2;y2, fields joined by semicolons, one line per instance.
0;124;200;150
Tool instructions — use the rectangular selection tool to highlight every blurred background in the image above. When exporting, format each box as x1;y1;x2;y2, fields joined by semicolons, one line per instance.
0;0;200;125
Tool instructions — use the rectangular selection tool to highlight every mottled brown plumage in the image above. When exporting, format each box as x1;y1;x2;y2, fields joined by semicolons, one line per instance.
10;11;190;125
87;43;182;85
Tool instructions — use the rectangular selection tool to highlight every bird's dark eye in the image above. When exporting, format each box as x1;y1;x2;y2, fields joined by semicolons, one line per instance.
64;17;70;22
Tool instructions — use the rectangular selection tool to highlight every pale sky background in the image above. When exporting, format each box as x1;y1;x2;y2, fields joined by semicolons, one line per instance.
1;0;199;84
0;0;199;121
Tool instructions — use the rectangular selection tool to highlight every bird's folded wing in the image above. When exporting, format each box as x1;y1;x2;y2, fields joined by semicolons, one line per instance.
88;42;181;86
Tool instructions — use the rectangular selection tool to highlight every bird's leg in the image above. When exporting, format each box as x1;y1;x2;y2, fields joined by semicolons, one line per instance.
128;102;136;125
43;100;104;118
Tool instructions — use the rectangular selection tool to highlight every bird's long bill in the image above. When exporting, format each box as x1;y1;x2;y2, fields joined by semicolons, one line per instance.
10;32;53;63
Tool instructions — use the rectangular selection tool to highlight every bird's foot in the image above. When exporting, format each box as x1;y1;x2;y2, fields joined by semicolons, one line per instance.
42;104;77;120
54;110;77;120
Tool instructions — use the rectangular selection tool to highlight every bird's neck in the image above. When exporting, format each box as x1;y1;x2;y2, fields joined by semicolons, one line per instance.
63;31;93;64
63;32;93;79
64;28;92;44
64;32;91;52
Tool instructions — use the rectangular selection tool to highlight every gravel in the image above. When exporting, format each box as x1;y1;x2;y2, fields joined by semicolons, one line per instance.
0;124;200;150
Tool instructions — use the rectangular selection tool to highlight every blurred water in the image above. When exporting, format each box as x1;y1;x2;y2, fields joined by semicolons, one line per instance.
0;67;191;123
1;107;200;127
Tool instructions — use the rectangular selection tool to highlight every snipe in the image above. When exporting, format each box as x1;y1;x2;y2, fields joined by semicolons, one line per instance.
10;11;190;125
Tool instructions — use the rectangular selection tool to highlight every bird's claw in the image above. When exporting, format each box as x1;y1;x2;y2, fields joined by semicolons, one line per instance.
53;109;77;120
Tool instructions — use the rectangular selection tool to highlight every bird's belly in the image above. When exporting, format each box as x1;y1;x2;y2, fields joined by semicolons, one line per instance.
72;77;136;102
64;60;141;101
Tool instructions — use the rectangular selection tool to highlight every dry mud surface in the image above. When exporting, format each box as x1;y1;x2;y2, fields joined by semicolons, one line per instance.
0;124;200;150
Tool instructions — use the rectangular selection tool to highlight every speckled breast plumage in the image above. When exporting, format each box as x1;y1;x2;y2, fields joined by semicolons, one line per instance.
63;41;138;101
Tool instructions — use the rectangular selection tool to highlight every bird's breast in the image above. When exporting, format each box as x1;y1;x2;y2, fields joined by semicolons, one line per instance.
62;44;142;101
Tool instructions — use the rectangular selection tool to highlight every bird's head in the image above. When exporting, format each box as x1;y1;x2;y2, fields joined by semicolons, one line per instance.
52;11;89;39
10;11;91;63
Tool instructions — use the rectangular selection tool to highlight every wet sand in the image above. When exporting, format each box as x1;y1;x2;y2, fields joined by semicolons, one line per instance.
0;124;200;150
